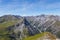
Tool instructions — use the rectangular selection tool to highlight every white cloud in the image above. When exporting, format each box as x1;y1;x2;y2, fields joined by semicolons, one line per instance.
21;14;27;16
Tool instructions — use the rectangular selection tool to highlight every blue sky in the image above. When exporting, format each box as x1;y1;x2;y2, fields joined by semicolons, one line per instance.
0;0;60;16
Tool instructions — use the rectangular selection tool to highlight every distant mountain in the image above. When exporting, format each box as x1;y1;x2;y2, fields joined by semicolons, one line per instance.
0;15;60;40
0;15;22;23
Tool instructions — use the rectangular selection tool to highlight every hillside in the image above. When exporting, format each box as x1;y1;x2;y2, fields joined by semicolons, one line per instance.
23;32;56;40
0;15;23;40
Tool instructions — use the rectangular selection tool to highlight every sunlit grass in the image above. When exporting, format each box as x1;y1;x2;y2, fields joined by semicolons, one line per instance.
23;32;45;40
23;32;56;40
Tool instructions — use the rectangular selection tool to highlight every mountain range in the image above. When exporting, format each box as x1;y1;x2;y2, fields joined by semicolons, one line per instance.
0;15;60;40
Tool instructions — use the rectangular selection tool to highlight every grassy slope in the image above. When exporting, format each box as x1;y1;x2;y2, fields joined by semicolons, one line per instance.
0;20;20;33
0;19;21;40
0;20;18;29
23;32;45;40
23;32;56;40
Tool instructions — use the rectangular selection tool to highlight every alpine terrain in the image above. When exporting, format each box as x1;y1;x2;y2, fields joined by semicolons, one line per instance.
0;15;60;40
